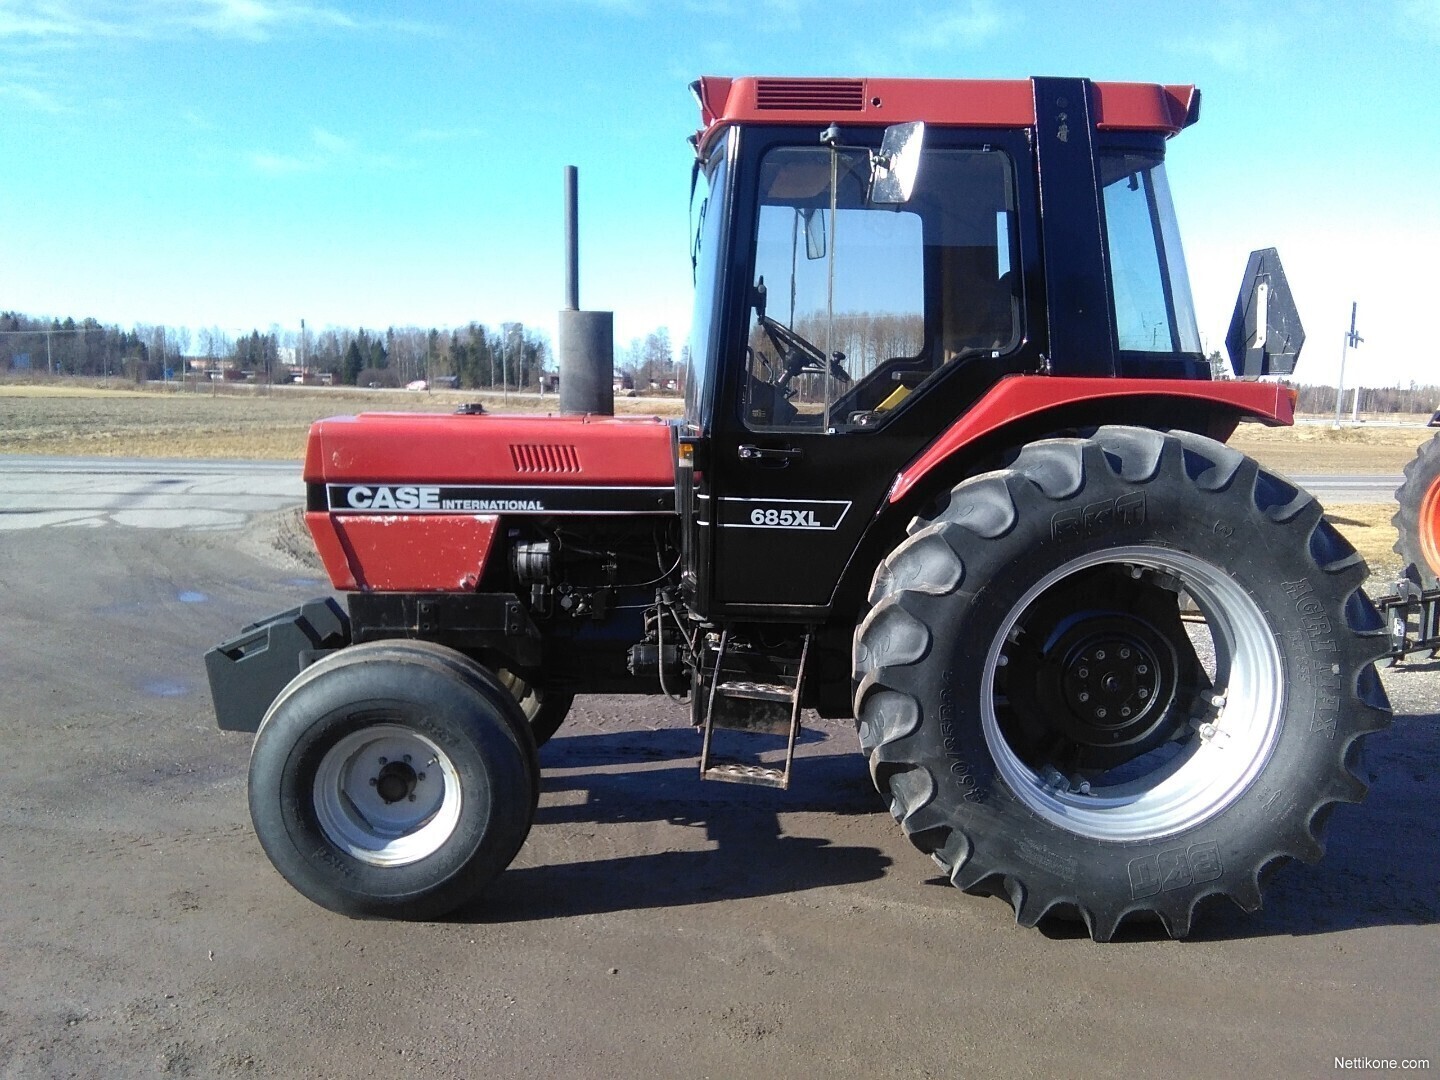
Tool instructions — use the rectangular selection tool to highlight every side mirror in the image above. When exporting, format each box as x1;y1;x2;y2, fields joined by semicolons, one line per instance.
800;207;826;260
1226;248;1303;377
869;121;925;205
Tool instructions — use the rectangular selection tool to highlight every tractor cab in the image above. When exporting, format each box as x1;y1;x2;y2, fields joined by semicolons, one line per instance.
677;77;1208;623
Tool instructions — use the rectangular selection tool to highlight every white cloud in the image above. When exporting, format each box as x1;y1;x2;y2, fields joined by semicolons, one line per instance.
248;126;403;177
1399;0;1440;41
249;150;315;175
0;0;434;45
1171;20;1286;70
0;79;68;112
897;0;1007;51
408;126;485;144
309;126;355;155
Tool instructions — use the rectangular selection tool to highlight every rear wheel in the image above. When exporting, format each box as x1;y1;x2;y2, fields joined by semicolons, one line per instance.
1393;432;1440;587
495;668;575;747
854;426;1390;940
249;642;536;919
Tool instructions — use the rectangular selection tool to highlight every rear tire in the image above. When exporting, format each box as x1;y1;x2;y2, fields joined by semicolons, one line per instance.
495;668;574;748
854;426;1390;940
1393;432;1440;588
249;642;536;919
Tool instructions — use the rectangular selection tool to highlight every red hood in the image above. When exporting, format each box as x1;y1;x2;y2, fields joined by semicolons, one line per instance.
304;411;676;487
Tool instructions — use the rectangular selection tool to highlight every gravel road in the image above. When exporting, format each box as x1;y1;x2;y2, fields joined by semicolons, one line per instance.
0;478;1435;1078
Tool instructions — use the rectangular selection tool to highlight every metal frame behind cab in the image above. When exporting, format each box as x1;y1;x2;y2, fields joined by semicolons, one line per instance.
1032;77;1115;376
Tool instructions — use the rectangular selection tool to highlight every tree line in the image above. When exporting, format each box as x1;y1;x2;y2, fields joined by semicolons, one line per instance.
0;312;678;391
7;310;1430;412
1285;382;1440;416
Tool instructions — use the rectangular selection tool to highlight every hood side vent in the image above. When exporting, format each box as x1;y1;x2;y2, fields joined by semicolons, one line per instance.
510;444;582;473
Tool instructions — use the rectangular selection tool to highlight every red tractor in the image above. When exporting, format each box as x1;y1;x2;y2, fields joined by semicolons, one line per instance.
207;75;1391;941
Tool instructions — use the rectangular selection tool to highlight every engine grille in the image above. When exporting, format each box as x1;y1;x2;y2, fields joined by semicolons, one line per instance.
755;78;866;112
510;443;582;473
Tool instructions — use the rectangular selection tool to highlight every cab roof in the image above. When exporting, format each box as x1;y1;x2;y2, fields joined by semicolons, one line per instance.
693;76;1199;153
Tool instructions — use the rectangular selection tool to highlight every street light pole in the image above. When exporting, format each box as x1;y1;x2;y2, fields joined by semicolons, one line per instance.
1334;302;1362;427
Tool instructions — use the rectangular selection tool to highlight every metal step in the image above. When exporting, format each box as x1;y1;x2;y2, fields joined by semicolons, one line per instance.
700;761;788;788
698;630;809;789
715;680;793;703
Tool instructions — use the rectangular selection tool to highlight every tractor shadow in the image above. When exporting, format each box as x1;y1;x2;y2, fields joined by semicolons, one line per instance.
1030;711;1440;943
467;712;1438;939
464;726;893;923
1202;709;1440;941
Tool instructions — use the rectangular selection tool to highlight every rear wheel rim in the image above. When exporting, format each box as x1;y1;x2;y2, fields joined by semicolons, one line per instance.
1419;476;1440;580
980;546;1284;842
313;724;462;866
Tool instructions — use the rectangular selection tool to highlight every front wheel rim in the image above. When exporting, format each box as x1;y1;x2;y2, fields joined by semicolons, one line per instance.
313;724;463;866
980;546;1284;842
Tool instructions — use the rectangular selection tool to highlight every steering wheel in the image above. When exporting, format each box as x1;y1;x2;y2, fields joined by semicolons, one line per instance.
757;316;852;389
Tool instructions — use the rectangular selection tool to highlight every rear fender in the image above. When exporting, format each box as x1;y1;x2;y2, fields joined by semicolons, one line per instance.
887;375;1294;505
828;375;1296;625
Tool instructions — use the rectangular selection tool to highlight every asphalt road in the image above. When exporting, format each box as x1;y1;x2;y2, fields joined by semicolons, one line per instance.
0;460;1435;1077
0;455;1406;522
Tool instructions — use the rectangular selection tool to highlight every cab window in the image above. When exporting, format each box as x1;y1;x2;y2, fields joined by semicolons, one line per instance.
743;144;1019;432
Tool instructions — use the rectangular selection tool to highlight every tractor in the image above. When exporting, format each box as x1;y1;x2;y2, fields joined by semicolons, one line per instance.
207;75;1393;941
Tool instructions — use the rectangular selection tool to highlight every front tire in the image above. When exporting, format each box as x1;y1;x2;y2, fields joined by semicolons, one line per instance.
854;427;1390;940
249;642;536;919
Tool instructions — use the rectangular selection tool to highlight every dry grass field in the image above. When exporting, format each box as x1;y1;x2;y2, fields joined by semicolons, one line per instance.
1;382;1428;577
1227;417;1431;475
0;381;681;459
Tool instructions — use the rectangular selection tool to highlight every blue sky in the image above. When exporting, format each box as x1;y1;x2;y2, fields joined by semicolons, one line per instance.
1;0;1435;388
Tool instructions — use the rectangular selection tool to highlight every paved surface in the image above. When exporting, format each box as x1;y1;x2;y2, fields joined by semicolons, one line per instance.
1298;473;1404;504
0;457;1405;531
0;462;1435;1077
0;456;302;530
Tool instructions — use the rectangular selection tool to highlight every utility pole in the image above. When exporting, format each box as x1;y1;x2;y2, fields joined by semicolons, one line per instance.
1334;302;1363;427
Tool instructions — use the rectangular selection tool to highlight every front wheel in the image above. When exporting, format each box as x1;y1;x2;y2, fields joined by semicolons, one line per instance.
854;426;1390;940
248;642;536;919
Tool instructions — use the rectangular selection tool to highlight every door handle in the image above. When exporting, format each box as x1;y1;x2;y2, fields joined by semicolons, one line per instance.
738;444;802;466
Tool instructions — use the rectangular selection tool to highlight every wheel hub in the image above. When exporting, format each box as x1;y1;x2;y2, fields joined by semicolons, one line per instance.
1055;620;1169;747
982;546;1285;842
374;759;419;804
998;569;1189;772
313;725;460;867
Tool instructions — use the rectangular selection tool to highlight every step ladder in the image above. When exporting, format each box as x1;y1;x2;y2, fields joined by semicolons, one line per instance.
697;630;809;788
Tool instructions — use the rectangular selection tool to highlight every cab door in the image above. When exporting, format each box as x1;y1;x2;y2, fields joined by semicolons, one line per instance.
704;134;1026;618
